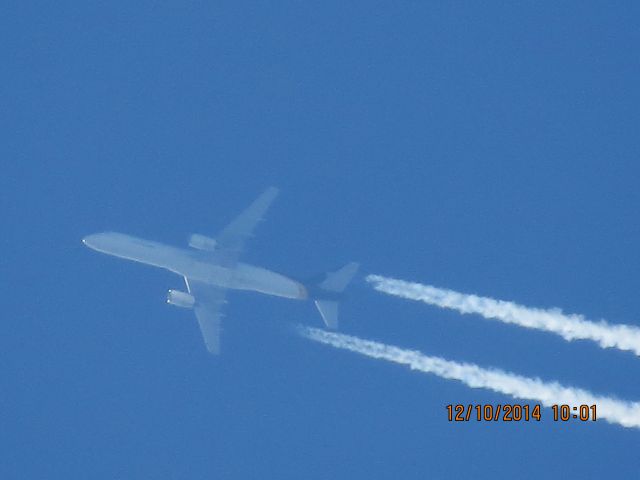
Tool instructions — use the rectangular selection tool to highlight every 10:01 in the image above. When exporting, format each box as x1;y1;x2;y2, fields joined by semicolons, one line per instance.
552;404;596;421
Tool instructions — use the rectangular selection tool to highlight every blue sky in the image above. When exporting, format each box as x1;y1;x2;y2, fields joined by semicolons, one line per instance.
3;1;640;478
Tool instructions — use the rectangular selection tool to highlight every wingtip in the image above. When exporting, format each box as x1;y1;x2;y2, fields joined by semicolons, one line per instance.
205;342;221;355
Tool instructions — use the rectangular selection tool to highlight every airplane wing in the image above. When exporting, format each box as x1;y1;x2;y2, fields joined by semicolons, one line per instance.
214;186;279;265
186;188;280;354
184;277;227;354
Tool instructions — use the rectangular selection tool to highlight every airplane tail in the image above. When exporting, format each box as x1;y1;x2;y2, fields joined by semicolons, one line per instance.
311;262;359;329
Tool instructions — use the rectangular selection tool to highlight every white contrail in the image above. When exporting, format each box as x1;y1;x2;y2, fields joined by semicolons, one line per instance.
366;274;640;356
298;326;640;429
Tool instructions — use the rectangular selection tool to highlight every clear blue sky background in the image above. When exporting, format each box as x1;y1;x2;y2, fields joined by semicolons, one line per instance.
3;2;640;478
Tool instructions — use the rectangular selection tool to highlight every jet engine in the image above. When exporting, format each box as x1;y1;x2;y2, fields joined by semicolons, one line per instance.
166;289;195;309
188;233;217;252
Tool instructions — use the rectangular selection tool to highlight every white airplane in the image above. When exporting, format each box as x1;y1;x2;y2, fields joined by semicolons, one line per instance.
82;187;359;354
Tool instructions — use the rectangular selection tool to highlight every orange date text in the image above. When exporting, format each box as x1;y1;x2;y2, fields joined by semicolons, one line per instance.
446;404;542;422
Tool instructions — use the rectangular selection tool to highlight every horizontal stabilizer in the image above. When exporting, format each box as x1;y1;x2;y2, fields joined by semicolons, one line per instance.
314;300;339;329
311;262;358;329
319;262;359;292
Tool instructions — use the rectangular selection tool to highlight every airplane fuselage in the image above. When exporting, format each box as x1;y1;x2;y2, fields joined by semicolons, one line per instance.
82;232;308;300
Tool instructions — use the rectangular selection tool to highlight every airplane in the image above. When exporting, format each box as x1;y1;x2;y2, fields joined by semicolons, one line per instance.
82;187;359;354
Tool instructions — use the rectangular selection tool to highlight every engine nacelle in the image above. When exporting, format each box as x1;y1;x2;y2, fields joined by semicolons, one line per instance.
166;290;195;309
188;233;217;252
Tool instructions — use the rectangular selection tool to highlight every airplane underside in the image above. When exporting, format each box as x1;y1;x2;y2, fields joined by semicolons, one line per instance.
83;187;358;354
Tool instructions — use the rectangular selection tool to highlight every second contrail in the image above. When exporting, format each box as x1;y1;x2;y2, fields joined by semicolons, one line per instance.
298;326;640;429
366;274;640;356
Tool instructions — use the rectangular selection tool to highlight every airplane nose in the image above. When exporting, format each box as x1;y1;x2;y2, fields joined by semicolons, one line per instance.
82;234;99;248
82;233;121;252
